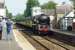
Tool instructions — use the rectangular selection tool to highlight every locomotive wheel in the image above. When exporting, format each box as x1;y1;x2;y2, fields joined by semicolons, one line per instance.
33;30;38;35
33;30;35;34
38;31;41;35
34;30;41;35
32;25;37;35
67;26;72;31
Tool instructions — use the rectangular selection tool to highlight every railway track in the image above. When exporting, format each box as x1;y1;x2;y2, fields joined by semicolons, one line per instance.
20;30;66;50
44;36;75;50
20;31;47;50
15;24;75;50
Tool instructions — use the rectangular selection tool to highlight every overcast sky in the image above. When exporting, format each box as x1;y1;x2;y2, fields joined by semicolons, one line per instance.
5;0;71;15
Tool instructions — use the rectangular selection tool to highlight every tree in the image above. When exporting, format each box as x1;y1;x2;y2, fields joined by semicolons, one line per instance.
70;0;75;17
8;13;12;19
6;7;13;19
15;14;25;21
41;1;57;28
70;0;75;7
24;0;39;17
41;1;57;9
6;6;9;17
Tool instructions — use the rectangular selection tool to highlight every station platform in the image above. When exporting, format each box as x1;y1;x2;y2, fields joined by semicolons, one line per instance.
51;29;75;36
0;29;36;50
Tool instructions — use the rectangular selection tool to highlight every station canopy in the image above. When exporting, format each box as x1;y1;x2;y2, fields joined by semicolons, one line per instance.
66;10;74;17
65;10;75;22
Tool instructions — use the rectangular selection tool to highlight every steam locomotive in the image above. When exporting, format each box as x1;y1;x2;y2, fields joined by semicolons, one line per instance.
32;14;50;35
17;14;50;35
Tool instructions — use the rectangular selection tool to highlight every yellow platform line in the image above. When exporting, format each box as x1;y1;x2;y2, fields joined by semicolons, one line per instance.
13;29;36;50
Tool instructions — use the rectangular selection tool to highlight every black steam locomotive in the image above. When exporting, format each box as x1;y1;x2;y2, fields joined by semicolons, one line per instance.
17;14;50;35
32;14;50;35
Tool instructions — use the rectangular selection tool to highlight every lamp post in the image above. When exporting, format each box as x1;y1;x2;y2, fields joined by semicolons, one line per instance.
54;6;57;28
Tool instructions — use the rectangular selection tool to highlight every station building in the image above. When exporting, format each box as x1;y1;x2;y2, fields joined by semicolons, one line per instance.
0;0;6;18
59;10;75;31
42;4;73;29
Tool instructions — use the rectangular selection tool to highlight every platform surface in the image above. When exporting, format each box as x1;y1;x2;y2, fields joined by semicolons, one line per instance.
51;29;75;36
0;29;36;50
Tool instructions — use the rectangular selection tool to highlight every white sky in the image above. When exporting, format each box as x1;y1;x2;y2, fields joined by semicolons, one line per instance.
5;0;71;15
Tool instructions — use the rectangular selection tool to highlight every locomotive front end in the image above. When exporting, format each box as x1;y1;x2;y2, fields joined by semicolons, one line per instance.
37;14;50;35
